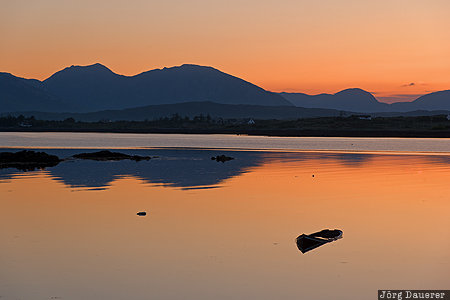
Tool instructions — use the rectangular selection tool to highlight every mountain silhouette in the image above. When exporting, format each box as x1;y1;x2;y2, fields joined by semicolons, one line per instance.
280;88;450;113
1;63;450;115
0;72;70;113
280;88;390;113
333;88;388;112
41;63;292;111
389;90;450;111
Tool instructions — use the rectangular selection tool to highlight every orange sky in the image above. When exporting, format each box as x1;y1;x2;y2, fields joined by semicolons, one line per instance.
1;0;449;103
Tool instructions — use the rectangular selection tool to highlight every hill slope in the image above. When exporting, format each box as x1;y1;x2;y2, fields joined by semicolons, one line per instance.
0;72;70;113
403;90;450;111
13;101;347;121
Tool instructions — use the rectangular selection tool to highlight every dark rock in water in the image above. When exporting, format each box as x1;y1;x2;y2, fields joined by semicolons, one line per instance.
137;211;147;216
0;150;61;171
296;229;343;254
211;155;234;163
73;150;151;161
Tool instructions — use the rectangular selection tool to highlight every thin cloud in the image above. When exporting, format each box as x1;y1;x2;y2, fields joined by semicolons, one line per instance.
401;82;429;87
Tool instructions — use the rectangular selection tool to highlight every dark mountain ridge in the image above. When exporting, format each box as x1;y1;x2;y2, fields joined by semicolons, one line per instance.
1;63;449;115
280;89;450;113
41;63;292;111
0;72;70;113
280;88;390;113
1;63;292;113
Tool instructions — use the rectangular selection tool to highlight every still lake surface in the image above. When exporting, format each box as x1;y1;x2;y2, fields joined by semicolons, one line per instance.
1;133;449;300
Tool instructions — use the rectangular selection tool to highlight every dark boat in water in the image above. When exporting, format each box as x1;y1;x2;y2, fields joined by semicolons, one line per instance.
296;229;343;254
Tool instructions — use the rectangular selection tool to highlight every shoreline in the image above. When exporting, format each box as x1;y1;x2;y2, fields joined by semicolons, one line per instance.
1;128;450;138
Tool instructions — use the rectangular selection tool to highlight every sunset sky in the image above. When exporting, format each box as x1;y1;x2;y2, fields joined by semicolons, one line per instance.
1;0;449;103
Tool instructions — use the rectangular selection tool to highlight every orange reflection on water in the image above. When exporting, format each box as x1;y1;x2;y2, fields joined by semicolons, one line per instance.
1;153;449;300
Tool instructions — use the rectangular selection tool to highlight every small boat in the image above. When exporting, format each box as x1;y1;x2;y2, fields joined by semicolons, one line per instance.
310;229;343;240
296;229;343;254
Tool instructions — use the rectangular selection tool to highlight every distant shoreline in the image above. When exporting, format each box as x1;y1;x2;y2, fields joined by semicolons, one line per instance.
1;128;450;138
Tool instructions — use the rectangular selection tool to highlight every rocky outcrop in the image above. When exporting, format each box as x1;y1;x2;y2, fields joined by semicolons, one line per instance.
0;150;61;171
73;150;151;161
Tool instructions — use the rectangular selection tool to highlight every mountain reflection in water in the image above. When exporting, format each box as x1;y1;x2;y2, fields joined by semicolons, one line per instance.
1;149;449;190
1;147;450;300
0;149;264;189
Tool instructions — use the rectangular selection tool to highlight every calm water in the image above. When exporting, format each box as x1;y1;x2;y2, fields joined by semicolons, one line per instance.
1;132;450;153
1;134;449;300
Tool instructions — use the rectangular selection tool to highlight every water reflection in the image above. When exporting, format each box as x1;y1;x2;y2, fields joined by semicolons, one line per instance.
1;149;450;190
0;149;266;189
1;148;450;300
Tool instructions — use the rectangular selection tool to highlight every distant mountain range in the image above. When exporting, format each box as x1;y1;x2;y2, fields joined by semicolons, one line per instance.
1;63;449;118
280;89;385;112
280;89;450;113
1;64;291;113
